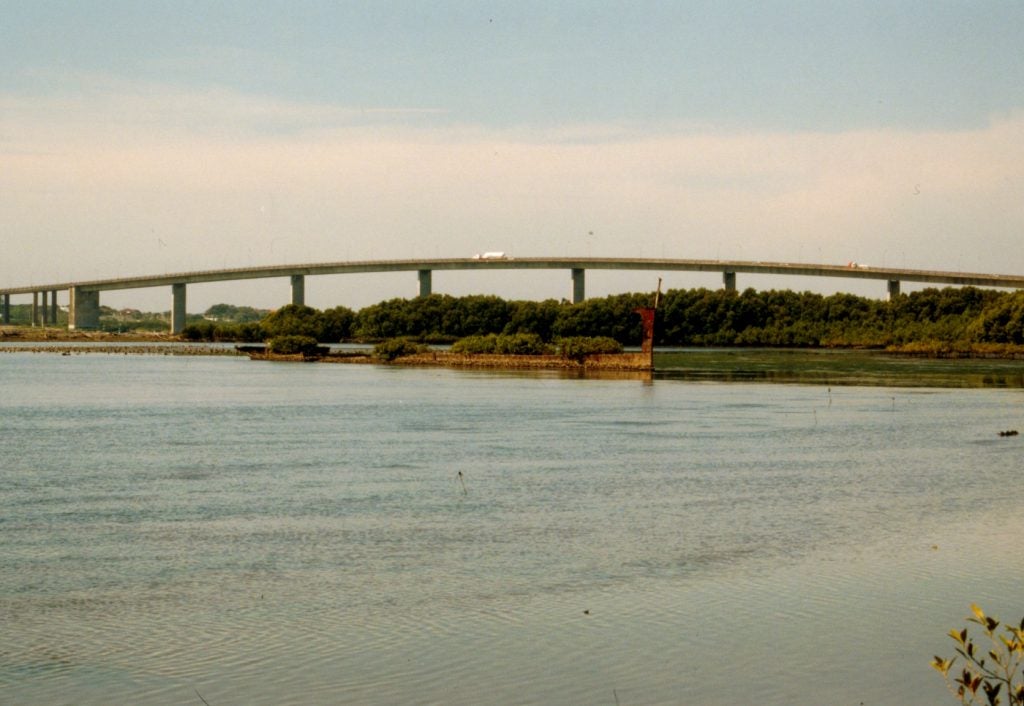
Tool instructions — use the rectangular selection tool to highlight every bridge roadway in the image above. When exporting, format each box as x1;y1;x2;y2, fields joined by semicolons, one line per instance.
4;257;1024;333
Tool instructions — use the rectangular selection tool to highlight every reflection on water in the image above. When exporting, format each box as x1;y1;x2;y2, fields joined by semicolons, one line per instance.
1;350;1023;705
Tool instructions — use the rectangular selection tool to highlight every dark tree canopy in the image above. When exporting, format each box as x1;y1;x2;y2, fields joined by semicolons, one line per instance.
160;285;1024;349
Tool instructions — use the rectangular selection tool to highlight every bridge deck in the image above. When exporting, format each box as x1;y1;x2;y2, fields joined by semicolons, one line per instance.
4;257;1024;295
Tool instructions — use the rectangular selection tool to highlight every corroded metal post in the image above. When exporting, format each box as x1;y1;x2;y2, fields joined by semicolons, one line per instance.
634;306;656;369
633;278;660;370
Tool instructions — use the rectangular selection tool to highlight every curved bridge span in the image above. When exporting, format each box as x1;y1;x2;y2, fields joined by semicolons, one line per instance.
4;257;1024;332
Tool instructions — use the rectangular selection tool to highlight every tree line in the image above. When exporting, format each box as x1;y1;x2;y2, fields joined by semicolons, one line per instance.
177;286;1024;348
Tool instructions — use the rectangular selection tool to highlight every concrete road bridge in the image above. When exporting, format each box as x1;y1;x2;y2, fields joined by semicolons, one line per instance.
4;256;1024;333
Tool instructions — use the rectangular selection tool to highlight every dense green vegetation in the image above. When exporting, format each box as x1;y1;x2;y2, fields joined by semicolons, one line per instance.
451;333;551;355
12;287;1024;352
1;304;167;331
556;336;624;360
2;302;270;334
203;303;267;323
180;304;353;343
95;303;272;336
343;287;1024;348
1;304;66;327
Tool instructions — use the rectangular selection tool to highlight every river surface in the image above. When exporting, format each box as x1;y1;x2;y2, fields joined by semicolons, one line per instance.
2;350;1023;705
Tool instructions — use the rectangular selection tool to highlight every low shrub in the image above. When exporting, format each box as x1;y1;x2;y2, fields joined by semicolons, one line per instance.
451;333;551;355
494;332;550;355
373;337;427;361
556;336;624;361
451;335;498;354
267;335;322;356
183;321;267;342
224;322;265;343
180;321;216;341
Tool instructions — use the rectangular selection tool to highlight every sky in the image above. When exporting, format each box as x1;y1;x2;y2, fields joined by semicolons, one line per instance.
2;1;1023;313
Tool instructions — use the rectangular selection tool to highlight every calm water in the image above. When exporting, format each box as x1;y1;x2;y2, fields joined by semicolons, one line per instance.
2;351;1023;705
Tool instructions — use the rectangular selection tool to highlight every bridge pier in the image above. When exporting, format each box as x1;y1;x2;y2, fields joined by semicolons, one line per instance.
887;280;901;300
1;293;9;324
69;287;100;330
49;290;58;324
34;291;52;326
171;283;187;334
291;274;305;306
571;268;585;304
418;269;432;298
723;271;736;292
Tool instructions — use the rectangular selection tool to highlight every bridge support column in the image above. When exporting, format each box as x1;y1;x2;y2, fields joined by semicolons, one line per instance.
69;287;100;330
32;292;40;326
1;293;9;324
418;269;432;298
290;275;305;306
49;290;58;324
887;280;901;301
723;271;736;292
171;283;186;334
571;268;585;304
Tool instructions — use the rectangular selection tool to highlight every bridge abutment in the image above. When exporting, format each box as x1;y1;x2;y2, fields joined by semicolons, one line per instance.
69;287;100;330
418;269;432;298
291;275;305;306
171;283;186;334
571;268;585;304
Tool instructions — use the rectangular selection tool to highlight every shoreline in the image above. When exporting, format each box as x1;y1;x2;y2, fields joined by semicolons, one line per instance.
0;343;240;356
5;326;1024;361
0;327;179;343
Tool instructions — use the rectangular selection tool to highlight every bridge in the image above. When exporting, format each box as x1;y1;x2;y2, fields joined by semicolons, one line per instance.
4;256;1024;333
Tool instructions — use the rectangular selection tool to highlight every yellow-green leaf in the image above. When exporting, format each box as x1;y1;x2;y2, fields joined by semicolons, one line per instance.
931;656;953;675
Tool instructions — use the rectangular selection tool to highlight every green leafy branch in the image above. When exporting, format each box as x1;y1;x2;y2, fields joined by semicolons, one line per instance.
933;604;1024;705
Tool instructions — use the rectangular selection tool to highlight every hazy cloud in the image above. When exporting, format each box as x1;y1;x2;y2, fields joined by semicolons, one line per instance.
3;83;1022;308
